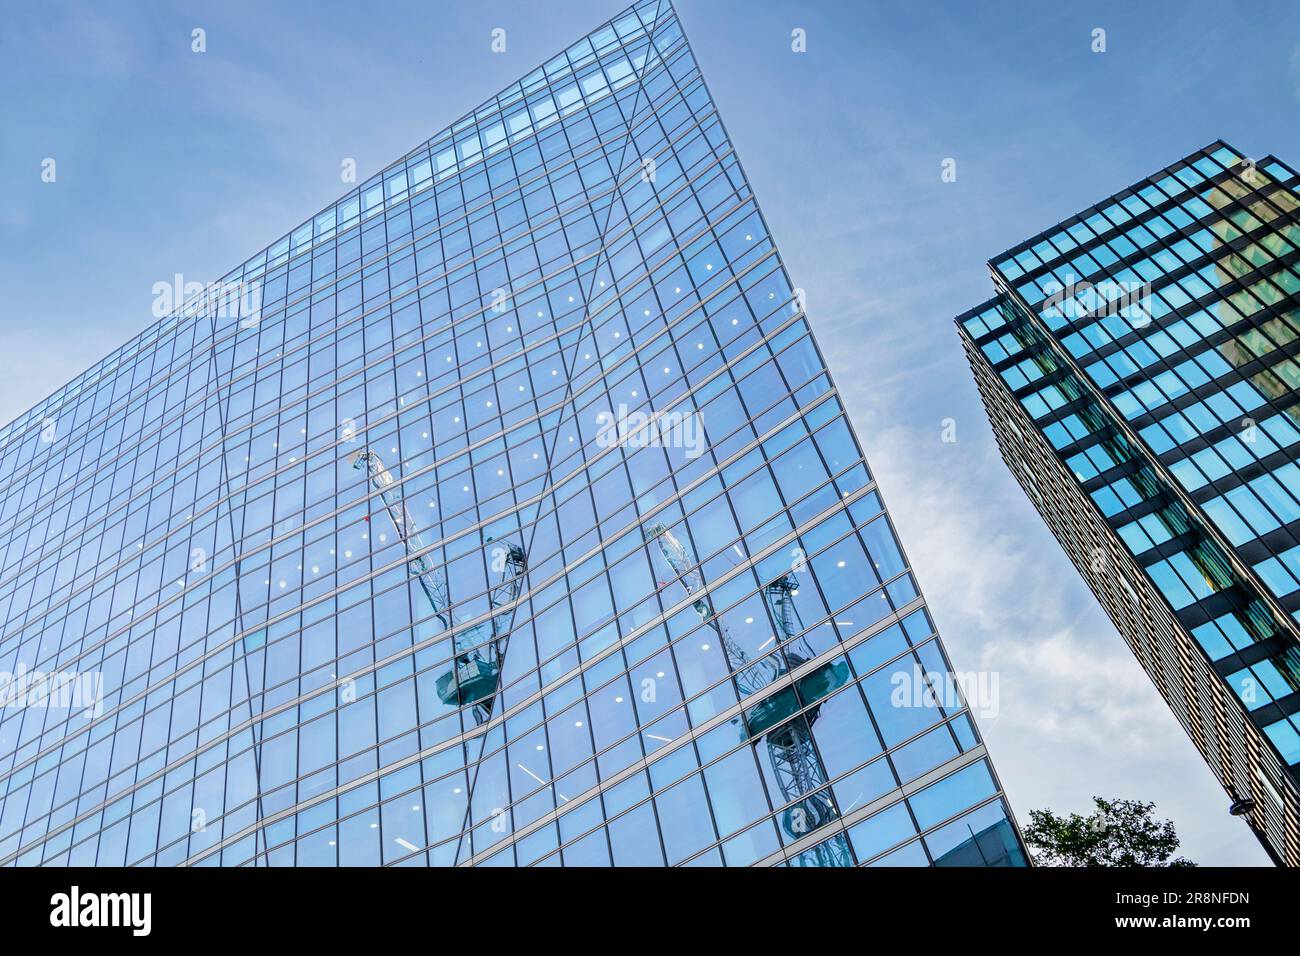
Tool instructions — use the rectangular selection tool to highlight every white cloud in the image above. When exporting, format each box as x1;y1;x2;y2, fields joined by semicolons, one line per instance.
859;421;1270;864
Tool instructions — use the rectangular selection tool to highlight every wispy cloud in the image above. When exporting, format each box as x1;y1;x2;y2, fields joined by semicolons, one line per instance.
862;421;1268;864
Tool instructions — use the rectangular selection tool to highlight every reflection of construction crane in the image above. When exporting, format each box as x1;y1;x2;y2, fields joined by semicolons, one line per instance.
644;522;777;694
645;522;852;867
351;449;451;626
352;449;527;724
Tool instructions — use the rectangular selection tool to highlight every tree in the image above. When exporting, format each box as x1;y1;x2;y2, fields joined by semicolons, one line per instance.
1023;797;1195;867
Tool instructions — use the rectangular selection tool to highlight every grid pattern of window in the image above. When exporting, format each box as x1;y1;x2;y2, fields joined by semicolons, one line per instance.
958;141;1300;866
0;0;1024;867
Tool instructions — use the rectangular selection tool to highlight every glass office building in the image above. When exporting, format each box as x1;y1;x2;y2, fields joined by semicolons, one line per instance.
958;142;1300;866
0;0;1025;867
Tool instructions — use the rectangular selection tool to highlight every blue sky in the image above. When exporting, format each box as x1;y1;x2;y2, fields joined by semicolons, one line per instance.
4;0;1299;864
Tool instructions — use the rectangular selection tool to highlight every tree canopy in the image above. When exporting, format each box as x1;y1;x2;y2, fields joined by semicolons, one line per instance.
1022;797;1195;867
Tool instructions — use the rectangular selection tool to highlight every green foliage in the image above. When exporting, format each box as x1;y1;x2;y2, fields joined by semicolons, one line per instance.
1023;797;1195;867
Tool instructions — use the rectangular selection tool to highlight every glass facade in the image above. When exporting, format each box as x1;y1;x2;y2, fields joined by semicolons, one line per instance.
958;141;1300;866
0;0;1024;867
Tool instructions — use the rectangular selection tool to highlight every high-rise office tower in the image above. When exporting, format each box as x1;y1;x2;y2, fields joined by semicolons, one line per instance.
0;0;1024;867
958;141;1300;865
